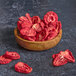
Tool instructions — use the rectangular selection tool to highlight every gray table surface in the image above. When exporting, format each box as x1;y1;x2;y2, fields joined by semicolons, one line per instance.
0;0;76;76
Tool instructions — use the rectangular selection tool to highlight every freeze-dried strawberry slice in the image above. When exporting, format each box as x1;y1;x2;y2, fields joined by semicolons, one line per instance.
20;28;36;37
47;29;58;40
52;54;58;59
53;53;68;66
25;13;32;24
63;49;75;63
39;20;45;29
36;29;49;41
32;23;42;32
21;21;32;29
22;35;36;41
5;51;20;60
0;55;12;64
44;11;58;24
17;21;22;31
19;16;28;21
56;21;62;33
32;16;41;24
15;62;32;74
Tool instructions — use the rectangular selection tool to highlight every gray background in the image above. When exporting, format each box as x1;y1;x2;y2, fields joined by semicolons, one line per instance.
0;0;76;76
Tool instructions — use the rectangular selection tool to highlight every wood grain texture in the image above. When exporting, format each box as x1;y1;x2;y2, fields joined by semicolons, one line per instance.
14;28;62;51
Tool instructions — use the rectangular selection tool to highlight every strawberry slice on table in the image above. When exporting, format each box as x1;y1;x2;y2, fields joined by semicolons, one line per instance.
52;50;75;66
15;62;32;74
0;55;12;64
5;51;20;60
53;53;68;66
63;49;75;63
44;11;58;24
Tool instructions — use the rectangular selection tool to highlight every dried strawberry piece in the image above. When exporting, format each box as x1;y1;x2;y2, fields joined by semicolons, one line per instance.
52;54;58;59
23;35;36;41
17;21;22;31
56;21;62;33
52;50;75;66
39;20;45;29
47;29;58;40
25;13;32;24
36;29;49;41
5;51;20;60
53;53;68;66
21;21;32;29
32;16;41;24
44;11;58;24
32;23;42;32
20;28;36;37
0;55;12;64
63;49;75;63
15;62;32;74
19;16;28;21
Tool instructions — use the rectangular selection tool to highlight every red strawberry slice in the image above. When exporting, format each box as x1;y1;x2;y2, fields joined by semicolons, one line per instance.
36;29;49;41
5;51;20;60
32;16;41;24
44;11;58;24
47;29;58;40
25;13;32;24
19;16;28;21
21;21;32;29
53;53;68;66
15;62;32;74
32;23;42;32
52;54;58;59
63;49;75;63
17;21;22;31
39;20;45;29
22;35;36;41
0;55;12;64
56;21;62;33
20;28;36;37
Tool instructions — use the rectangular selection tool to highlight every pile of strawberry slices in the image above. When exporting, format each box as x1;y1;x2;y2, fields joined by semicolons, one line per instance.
17;11;62;41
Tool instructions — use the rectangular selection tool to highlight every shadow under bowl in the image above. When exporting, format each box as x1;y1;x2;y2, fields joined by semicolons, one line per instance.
14;28;62;51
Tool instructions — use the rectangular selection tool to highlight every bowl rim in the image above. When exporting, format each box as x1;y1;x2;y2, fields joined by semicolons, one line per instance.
14;27;62;43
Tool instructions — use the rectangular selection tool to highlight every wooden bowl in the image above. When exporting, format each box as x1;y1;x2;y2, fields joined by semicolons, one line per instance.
14;28;62;51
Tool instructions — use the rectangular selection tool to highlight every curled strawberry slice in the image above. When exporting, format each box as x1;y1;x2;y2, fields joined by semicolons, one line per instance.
15;62;32;74
44;11;58;24
17;21;22;31
0;55;12;64
22;35;36;41
20;28;36;37
21;21;32;29
25;13;32;24
56;21;62;33
19;16;28;21
32;23;42;32
53;53;68;66
5;51;20;60
47;29;58;40
32;16;41;24
36;29;49;41
64;49;75;63
39;20;45;29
